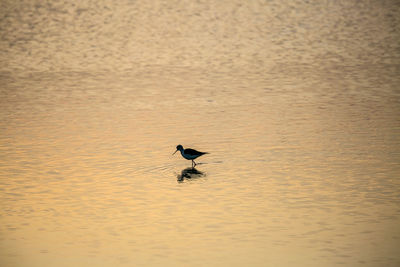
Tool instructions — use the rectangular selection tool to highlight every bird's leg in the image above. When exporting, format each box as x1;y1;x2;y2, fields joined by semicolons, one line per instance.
193;160;197;167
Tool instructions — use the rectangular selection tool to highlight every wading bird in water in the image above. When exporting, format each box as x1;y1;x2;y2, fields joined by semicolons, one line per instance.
173;145;209;167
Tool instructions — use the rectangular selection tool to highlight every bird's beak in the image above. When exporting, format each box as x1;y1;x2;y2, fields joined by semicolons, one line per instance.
172;149;178;155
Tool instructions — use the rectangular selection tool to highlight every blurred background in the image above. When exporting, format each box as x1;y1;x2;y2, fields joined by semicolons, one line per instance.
1;0;399;266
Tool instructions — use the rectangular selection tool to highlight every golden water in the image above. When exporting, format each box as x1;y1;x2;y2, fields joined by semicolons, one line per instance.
1;1;399;266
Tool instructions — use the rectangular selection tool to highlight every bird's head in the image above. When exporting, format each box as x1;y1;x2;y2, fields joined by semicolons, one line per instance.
173;144;183;155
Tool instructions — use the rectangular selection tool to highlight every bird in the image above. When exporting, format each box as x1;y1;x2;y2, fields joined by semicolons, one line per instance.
173;144;209;167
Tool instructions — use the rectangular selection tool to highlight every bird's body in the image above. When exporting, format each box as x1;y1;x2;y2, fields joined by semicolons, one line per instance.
173;145;208;167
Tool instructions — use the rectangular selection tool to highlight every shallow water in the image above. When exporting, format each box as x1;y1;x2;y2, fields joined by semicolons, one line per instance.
1;1;400;266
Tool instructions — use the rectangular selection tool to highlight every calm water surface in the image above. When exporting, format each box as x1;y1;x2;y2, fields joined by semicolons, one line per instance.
1;1;399;266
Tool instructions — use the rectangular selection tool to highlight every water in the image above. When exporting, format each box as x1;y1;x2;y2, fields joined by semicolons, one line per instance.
1;1;400;266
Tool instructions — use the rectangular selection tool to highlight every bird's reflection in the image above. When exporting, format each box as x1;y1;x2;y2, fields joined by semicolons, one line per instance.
177;167;205;182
